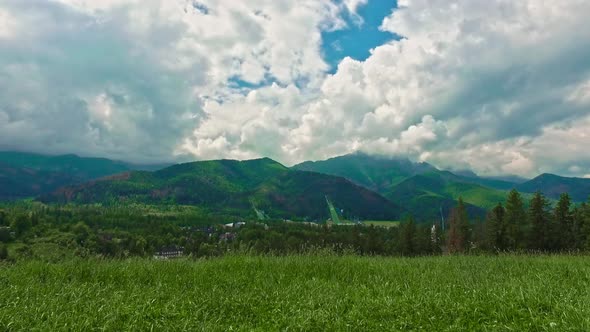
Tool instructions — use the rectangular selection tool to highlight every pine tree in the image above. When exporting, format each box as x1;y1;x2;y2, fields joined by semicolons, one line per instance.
574;198;590;250
528;191;551;250
470;216;487;250
504;189;526;249
485;203;505;250
585;200;590;250
413;225;432;255
554;193;573;250
447;197;470;253
429;224;442;255
398;216;416;256
572;204;587;250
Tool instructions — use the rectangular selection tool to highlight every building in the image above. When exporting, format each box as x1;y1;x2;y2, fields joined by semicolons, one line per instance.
224;222;246;229
154;246;184;259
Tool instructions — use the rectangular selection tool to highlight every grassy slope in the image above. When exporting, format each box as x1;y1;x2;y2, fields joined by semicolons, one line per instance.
388;171;507;208
386;171;509;221
1;255;589;331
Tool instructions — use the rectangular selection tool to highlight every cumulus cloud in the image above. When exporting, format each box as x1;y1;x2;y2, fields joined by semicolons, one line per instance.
182;0;590;176
1;0;590;176
0;0;345;163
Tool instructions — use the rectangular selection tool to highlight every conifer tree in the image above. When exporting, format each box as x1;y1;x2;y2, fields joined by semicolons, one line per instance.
554;193;573;250
573;198;590;250
429;224;442;255
528;191;551;250
504;189;526;249
447;197;470;253
413;225;433;255
572;204;587;250
485;202;505;250
399;216;416;256
585;200;590;250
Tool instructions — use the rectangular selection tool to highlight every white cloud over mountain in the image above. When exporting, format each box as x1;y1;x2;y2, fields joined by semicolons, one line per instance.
0;0;589;176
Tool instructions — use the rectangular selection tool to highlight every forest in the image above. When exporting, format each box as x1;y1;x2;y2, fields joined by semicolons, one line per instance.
1;189;589;262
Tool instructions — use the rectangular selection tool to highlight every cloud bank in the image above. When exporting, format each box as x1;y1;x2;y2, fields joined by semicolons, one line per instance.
0;0;589;176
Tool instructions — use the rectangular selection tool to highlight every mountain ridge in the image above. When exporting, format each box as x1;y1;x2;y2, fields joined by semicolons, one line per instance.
517;173;590;202
3;151;590;221
40;158;403;221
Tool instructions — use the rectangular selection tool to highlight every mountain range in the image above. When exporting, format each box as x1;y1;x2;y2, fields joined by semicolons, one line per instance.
38;157;401;221
0;151;166;200
1;151;589;222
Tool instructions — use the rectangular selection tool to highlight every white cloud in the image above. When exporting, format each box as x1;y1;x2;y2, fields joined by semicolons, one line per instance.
567;79;590;105
0;8;19;39
182;0;590;176
0;0;347;163
1;0;590;177
342;0;368;24
343;0;368;14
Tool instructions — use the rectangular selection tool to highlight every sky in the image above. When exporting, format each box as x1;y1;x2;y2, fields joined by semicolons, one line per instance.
0;0;590;178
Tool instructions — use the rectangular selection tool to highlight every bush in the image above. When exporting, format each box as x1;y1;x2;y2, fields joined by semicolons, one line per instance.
0;243;8;260
0;227;11;243
11;214;32;237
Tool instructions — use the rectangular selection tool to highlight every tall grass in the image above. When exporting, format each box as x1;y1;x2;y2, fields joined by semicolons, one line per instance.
1;255;589;331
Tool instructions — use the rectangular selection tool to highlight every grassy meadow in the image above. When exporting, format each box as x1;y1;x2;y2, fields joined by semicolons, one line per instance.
1;255;589;331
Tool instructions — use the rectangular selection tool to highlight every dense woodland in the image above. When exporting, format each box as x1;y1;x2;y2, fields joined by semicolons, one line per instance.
1;189;589;262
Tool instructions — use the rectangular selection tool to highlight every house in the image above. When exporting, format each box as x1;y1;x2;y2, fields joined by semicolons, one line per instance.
223;222;246;229
154;246;184;259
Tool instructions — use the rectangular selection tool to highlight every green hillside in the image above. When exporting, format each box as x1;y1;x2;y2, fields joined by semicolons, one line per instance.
0;162;81;200
293;154;511;221
386;171;508;221
0;151;166;200
40;158;402;221
293;153;435;192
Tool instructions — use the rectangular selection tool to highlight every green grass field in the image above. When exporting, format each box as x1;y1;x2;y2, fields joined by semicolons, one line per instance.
1;255;590;331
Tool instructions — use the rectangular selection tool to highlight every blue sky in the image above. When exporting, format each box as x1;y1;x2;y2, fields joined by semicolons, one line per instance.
322;1;398;71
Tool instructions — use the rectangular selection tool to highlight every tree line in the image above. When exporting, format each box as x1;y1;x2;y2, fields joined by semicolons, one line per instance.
1;190;590;261
443;190;590;253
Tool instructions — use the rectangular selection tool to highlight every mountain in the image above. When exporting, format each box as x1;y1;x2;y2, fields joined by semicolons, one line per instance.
517;173;590;202
484;175;529;185
293;153;436;193
450;175;518;191
451;169;479;178
0;151;166;199
385;171;508;221
40;158;402;221
0;151;131;177
445;169;520;191
0;162;80;200
293;153;513;220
